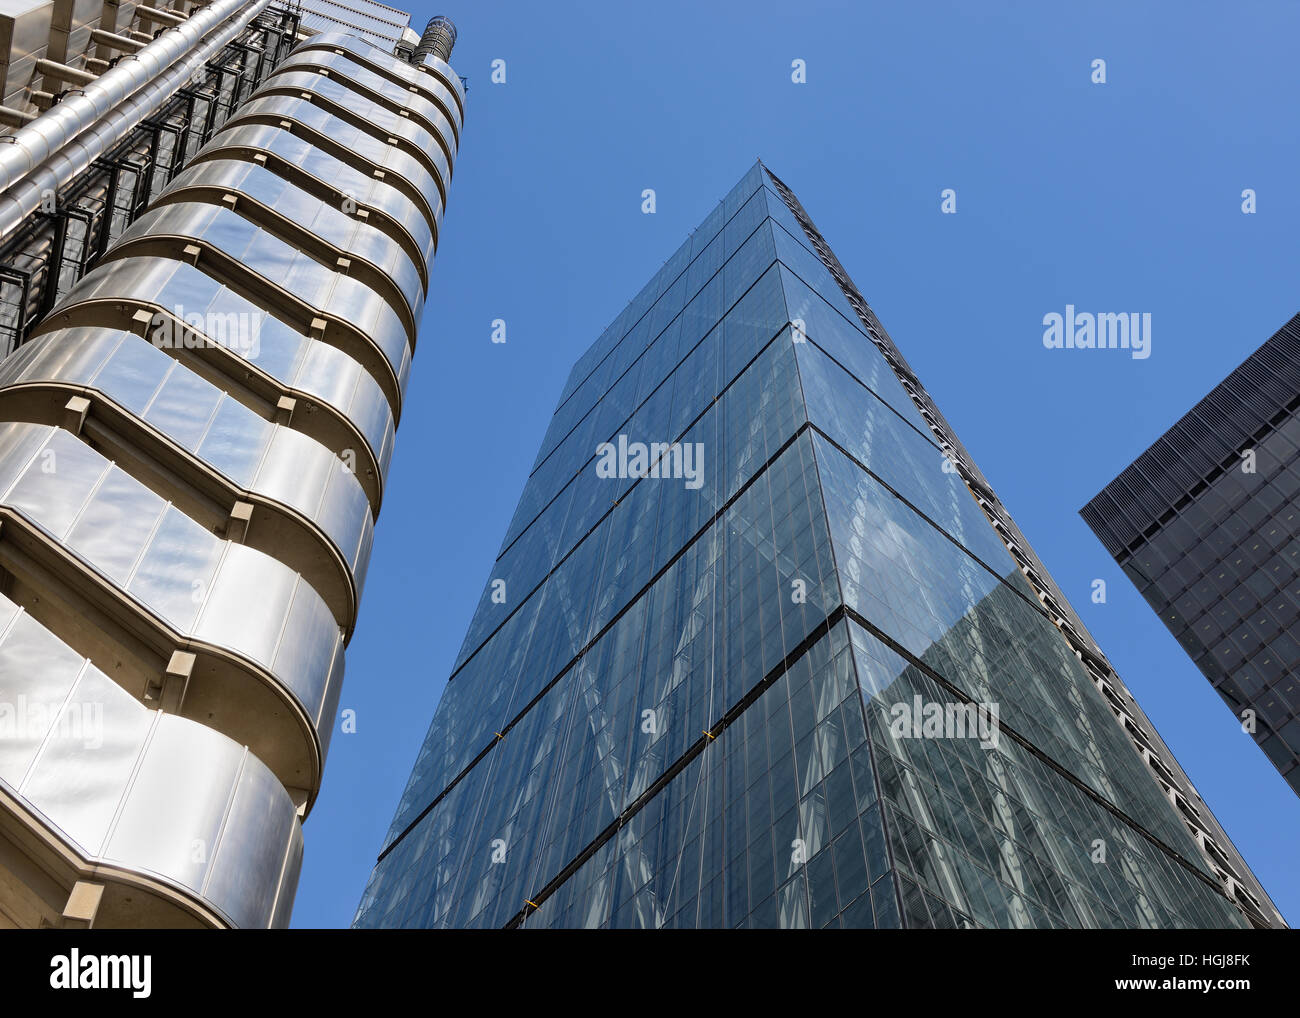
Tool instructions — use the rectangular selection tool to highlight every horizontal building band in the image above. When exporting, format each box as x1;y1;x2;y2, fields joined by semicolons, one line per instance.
256;61;457;186
158;159;426;329
43;256;397;510
299;31;465;133
199;93;449;219
193;122;439;278
223;97;446;232
0;421;343;810
0;327;375;633
271;45;462;147
263;53;459;168
105;202;413;414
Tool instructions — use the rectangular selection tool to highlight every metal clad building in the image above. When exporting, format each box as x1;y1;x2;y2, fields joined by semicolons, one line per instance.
0;6;463;928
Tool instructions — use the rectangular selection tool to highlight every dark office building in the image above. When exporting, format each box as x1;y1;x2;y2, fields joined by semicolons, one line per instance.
1083;314;1300;799
356;164;1283;928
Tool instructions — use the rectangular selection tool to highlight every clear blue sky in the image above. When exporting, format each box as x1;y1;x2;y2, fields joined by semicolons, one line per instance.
290;0;1300;927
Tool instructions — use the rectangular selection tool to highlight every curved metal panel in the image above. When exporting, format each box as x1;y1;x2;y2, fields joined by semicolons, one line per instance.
255;64;457;181
193;123;439;273
47;255;398;498
296;31;465;134
260;59;459;172
110;202;413;407
161;158;426;325
0;593;303;928
271;49;462;148
0;421;341;805
221;96;446;233
0;327;375;630
0;11;465;930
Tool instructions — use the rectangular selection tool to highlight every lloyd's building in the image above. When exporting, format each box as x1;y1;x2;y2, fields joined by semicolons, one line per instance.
0;3;462;927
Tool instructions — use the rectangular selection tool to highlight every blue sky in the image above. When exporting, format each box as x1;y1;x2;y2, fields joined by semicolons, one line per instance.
290;0;1300;927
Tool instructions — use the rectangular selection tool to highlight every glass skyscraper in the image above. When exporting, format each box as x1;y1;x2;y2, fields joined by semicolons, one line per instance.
1083;313;1300;799
356;163;1283;929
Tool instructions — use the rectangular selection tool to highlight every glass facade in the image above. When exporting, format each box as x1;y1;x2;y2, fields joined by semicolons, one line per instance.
355;163;1262;928
1084;314;1300;798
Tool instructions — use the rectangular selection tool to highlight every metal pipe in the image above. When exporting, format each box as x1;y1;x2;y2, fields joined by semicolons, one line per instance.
35;60;99;88
90;29;146;53
0;106;38;127
0;0;274;243
0;0;260;197
136;5;189;27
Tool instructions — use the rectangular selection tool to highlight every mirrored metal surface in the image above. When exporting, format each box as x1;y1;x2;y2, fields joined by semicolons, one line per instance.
47;256;397;490
270;49;461;144
258;61;458;174
0;328;376;625
163;158;426;323
222;97;445;233
296;30;465;132
110;201;413;409
194;122;439;272
0;422;343;800
0;591;302;927
0;13;464;930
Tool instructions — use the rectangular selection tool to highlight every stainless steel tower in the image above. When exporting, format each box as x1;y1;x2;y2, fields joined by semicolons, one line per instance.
0;9;462;928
